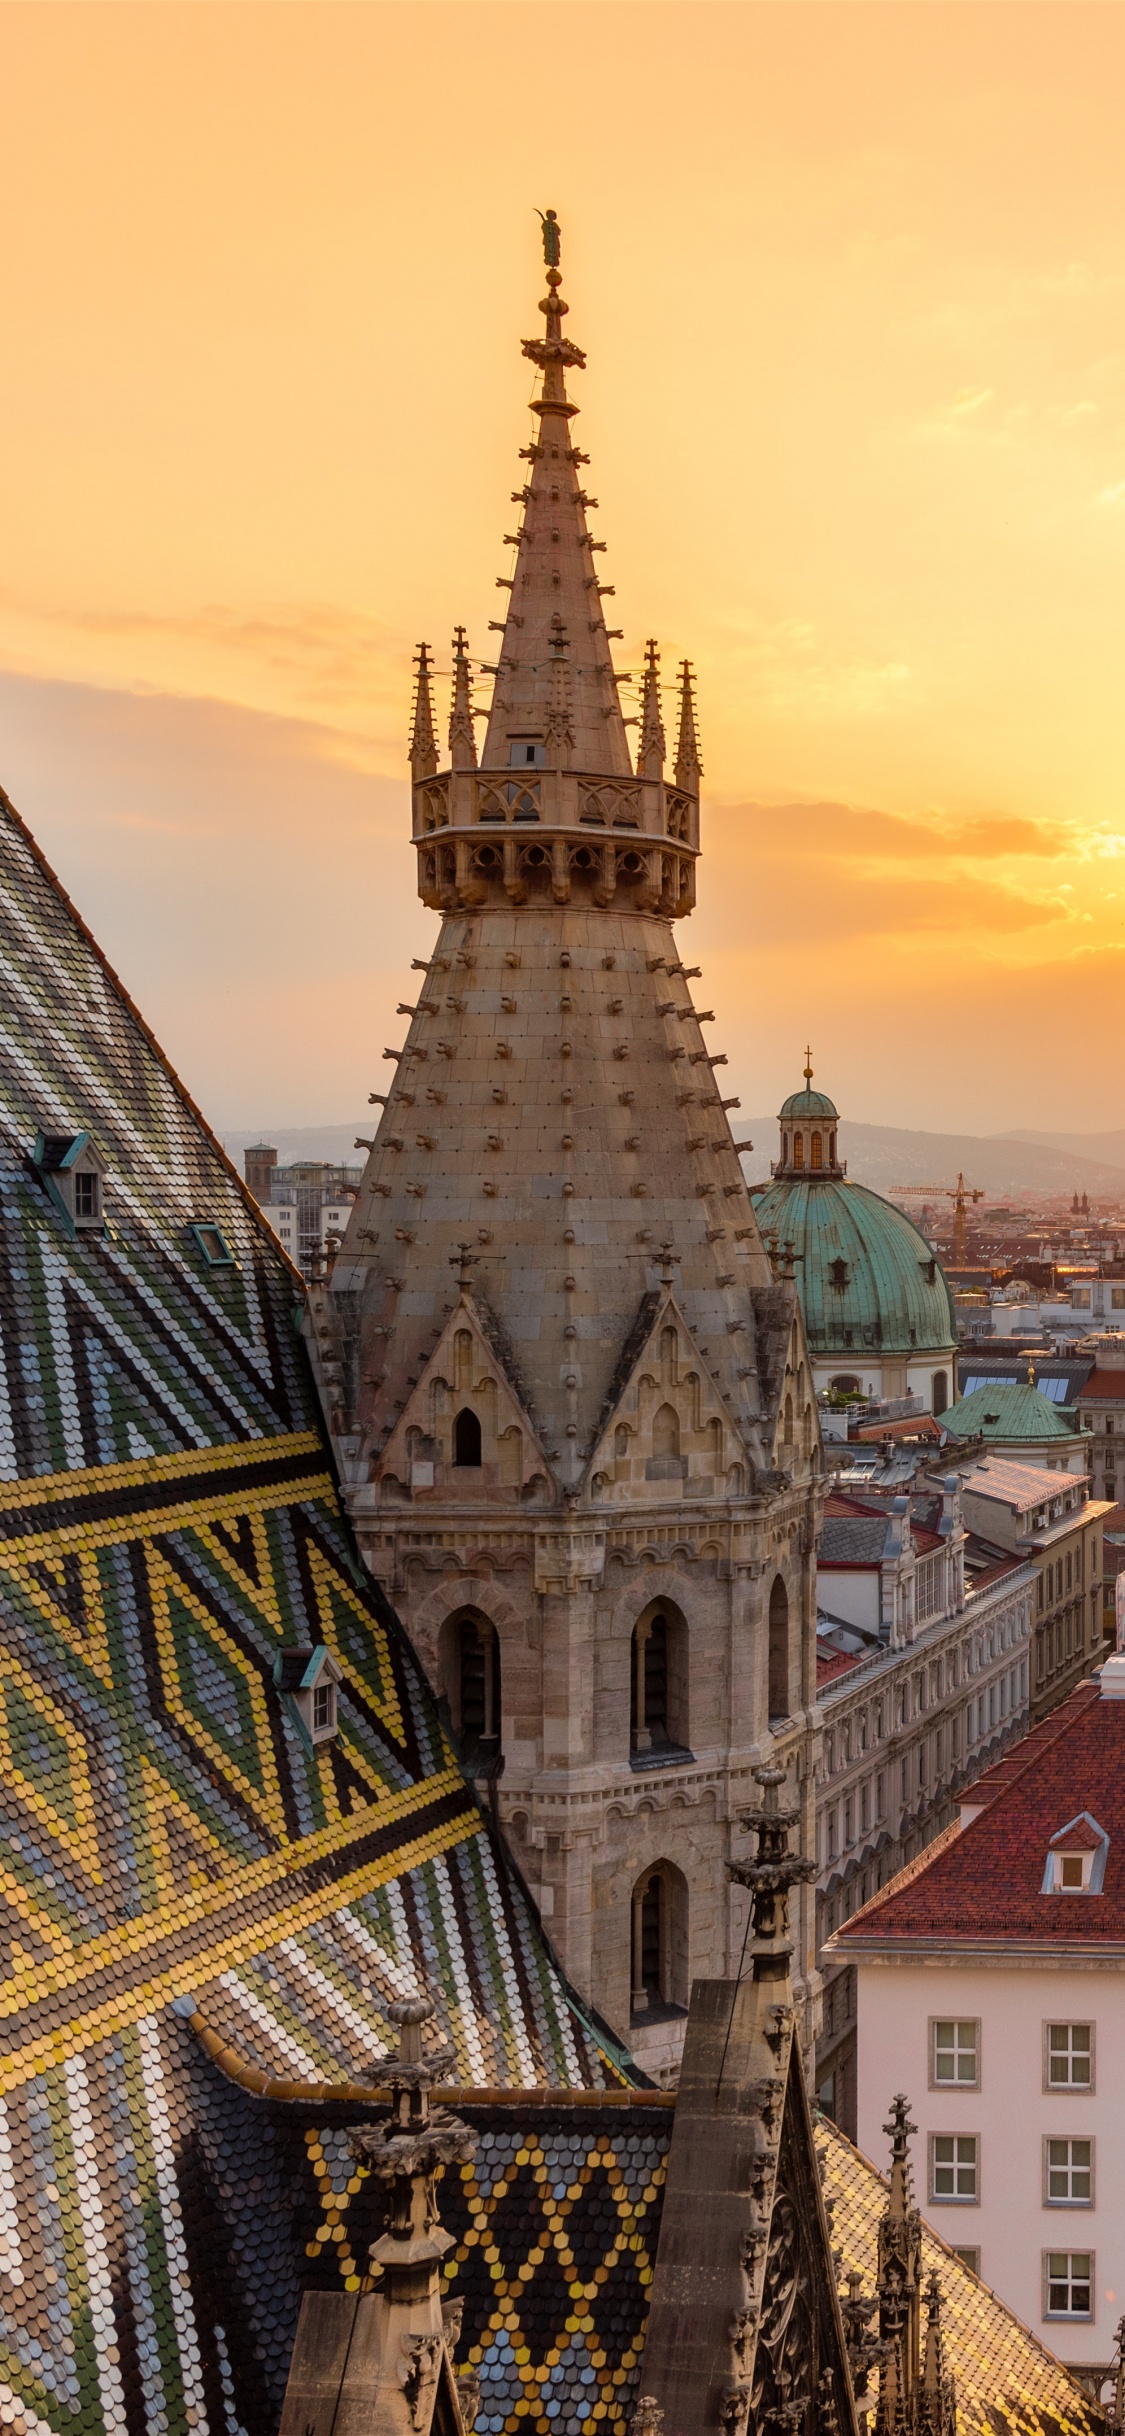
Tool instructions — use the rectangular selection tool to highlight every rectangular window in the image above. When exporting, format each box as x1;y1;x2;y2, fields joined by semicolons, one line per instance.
860;1782;869;1833
844;1797;854;1846
952;2246;980;2275
931;2019;979;2088
1046;2023;1094;2091
1038;1573;1045;1611
312;1681;335;1734
930;2134;978;2202
74;1172;100;1220
901;1758;908;1802
1044;2251;1093;2320
951;1712;960;1758
827;1810;838;1862
1045;2138;1093;2206
875;1770;886;1821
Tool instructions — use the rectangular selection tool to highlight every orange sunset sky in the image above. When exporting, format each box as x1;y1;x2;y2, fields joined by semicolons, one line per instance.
3;0;1125;1138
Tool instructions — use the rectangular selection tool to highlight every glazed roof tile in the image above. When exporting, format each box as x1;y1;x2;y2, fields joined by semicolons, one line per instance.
0;782;627;2436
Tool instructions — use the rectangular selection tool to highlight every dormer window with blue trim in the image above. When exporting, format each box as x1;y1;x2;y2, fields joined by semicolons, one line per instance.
1042;1813;1109;1895
190;1220;236;1269
32;1131;107;1235
272;1644;342;1752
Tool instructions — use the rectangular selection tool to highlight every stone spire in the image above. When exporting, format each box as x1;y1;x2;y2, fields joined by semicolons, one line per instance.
637;640;666;780
920;2271;956;2436
875;2095;923;2436
448;627;478;771
410;641;439;780
481;211;632;775
544;614;575;769
674;659;701;790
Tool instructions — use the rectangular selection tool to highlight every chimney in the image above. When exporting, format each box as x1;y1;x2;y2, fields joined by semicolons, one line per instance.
243;1143;278;1205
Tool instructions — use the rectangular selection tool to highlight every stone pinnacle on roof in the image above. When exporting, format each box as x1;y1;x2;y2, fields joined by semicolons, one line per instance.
409;640;439;778
480;210;633;775
637;639;666;780
448;627;478;771
673;659;701;789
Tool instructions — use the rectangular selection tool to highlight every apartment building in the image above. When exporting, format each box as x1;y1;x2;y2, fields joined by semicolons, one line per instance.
833;1672;1125;2387
958;1457;1109;1722
814;1471;1034;2135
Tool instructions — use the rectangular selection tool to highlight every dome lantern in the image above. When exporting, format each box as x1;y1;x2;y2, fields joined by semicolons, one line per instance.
774;1048;842;1179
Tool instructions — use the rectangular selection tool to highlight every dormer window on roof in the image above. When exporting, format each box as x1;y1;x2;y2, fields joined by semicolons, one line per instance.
1041;1812;1109;1895
190;1220;236;1269
272;1645;342;1752
32;1130;107;1234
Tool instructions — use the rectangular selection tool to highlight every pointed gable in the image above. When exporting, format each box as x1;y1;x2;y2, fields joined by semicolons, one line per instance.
373;1285;555;1506
585;1285;757;1502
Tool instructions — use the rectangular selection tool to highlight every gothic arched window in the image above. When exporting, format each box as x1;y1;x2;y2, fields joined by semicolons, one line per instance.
652;1403;680;1460
768;1574;790;1720
453;1407;482;1466
630;1606;689;1759
630;1860;689;2020
457;1614;501;1760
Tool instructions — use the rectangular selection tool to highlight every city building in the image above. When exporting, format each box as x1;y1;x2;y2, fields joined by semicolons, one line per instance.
814;1473;1034;2135
942;1375;1089;1472
321;230;823;2079
244;1150;363;1276
1077;1341;1125;1507
833;1673;1125;2385
749;1063;959;1418
957;1457;1109;1721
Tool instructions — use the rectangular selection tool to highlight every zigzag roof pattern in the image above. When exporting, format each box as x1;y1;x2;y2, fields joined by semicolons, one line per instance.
0;786;625;2436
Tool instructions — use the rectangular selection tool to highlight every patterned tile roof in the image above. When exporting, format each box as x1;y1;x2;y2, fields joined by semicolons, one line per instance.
834;1676;1125;1948
0;784;626;2436
820;2118;1102;2436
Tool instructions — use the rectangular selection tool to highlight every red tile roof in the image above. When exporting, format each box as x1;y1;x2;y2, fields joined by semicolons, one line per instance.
834;1677;1125;1947
1079;1369;1125;1402
852;1414;945;1443
960;1682;1099;1815
816;1647;865;1687
1048;1815;1104;1852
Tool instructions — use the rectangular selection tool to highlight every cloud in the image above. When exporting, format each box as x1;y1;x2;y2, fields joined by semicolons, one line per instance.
1096;481;1125;509
951;386;994;417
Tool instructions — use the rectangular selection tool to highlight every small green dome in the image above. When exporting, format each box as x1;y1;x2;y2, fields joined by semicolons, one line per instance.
779;1086;839;1122
941;1382;1077;1444
749;1175;955;1357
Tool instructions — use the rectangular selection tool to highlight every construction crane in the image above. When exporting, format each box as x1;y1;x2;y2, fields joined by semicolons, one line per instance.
891;1173;985;1266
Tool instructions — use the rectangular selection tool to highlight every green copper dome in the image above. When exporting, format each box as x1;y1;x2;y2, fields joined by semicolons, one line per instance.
749;1174;956;1357
941;1381;1077;1444
779;1085;839;1122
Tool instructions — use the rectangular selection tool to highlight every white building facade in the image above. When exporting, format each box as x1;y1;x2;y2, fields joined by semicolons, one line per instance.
833;1672;1125;2386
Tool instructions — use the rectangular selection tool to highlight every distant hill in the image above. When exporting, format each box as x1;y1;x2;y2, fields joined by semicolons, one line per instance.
219;1118;1125;1203
734;1120;1125;1200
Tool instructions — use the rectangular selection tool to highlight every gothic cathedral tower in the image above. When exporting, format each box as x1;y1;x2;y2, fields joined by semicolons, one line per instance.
324;222;822;2076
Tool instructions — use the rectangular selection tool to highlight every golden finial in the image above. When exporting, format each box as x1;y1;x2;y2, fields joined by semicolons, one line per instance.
1027;1356;1037;1389
803;1045;814;1087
